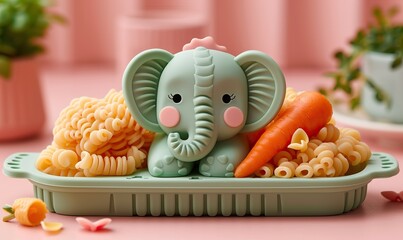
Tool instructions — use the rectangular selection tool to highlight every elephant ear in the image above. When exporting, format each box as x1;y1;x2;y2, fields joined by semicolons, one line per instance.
123;49;174;132
235;50;286;133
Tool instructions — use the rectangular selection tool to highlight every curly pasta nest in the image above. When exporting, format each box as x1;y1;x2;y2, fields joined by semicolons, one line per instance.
36;90;154;177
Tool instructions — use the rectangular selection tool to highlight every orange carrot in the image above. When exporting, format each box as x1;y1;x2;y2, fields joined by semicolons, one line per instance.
235;91;333;178
3;198;48;226
247;128;266;147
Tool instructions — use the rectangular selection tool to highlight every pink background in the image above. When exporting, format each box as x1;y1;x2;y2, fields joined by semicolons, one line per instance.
1;0;403;239
43;0;403;70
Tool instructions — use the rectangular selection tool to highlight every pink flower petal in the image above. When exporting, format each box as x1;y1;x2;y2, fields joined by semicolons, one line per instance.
92;218;112;231
381;191;400;202
182;36;227;52
76;217;112;232
76;217;94;231
399;191;403;201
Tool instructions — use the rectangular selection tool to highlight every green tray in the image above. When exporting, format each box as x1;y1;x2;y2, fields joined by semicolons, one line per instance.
2;152;399;216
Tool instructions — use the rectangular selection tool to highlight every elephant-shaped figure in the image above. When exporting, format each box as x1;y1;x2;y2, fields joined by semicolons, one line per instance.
123;37;286;177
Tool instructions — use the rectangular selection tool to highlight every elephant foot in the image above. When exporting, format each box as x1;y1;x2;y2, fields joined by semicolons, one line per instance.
199;155;235;177
149;155;193;177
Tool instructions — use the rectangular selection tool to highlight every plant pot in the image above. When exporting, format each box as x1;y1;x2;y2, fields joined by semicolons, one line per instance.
115;11;207;78
361;52;403;123
0;57;46;141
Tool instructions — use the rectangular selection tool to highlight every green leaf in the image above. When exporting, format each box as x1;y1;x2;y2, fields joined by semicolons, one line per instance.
334;51;344;60
2;204;14;214
324;72;340;79
0;55;11;79
0;5;12;27
350;97;361;110
0;43;16;56
24;44;45;56
373;7;387;28
375;90;384;102
350;30;367;49
391;56;402;69
366;78;376;89
346;67;361;81
366;78;391;107
2;214;15;222
40;0;53;7
12;11;29;32
341;83;352;94
48;13;67;24
333;76;343;91
318;88;328;96
387;6;399;18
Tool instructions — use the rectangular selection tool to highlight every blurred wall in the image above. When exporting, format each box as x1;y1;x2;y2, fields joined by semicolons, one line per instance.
44;0;403;71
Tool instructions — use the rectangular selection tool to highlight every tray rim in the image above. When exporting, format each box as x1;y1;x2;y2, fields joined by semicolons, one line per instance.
3;152;399;190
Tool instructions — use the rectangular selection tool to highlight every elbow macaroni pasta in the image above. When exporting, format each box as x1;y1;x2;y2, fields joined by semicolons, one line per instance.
274;161;298;178
255;163;275;178
36;90;154;177
295;163;314;178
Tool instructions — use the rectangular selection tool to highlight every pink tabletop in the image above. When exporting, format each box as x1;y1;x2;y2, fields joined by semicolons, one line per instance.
0;66;402;240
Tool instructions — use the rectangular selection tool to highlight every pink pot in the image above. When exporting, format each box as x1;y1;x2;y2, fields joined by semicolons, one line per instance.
115;11;208;77
0;58;46;141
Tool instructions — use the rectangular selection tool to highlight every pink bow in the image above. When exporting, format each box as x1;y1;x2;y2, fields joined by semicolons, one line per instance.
76;217;112;231
381;191;403;202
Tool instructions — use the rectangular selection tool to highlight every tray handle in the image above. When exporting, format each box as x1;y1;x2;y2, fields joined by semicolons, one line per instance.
2;153;37;179
364;152;399;179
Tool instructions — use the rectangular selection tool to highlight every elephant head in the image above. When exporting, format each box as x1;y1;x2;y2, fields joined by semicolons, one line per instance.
123;39;285;163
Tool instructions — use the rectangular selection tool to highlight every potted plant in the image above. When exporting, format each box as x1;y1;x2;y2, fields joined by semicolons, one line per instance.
0;0;64;141
321;6;403;123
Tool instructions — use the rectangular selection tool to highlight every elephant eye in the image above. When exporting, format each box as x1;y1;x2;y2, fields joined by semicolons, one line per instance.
222;93;235;104
168;93;182;103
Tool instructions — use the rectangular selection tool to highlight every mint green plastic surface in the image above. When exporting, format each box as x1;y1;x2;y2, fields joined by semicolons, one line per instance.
3;152;399;216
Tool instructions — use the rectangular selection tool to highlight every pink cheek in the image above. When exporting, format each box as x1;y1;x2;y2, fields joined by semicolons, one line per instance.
159;106;180;128
224;107;244;128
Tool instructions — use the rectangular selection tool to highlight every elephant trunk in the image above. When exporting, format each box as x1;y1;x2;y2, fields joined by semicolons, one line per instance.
167;47;217;162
